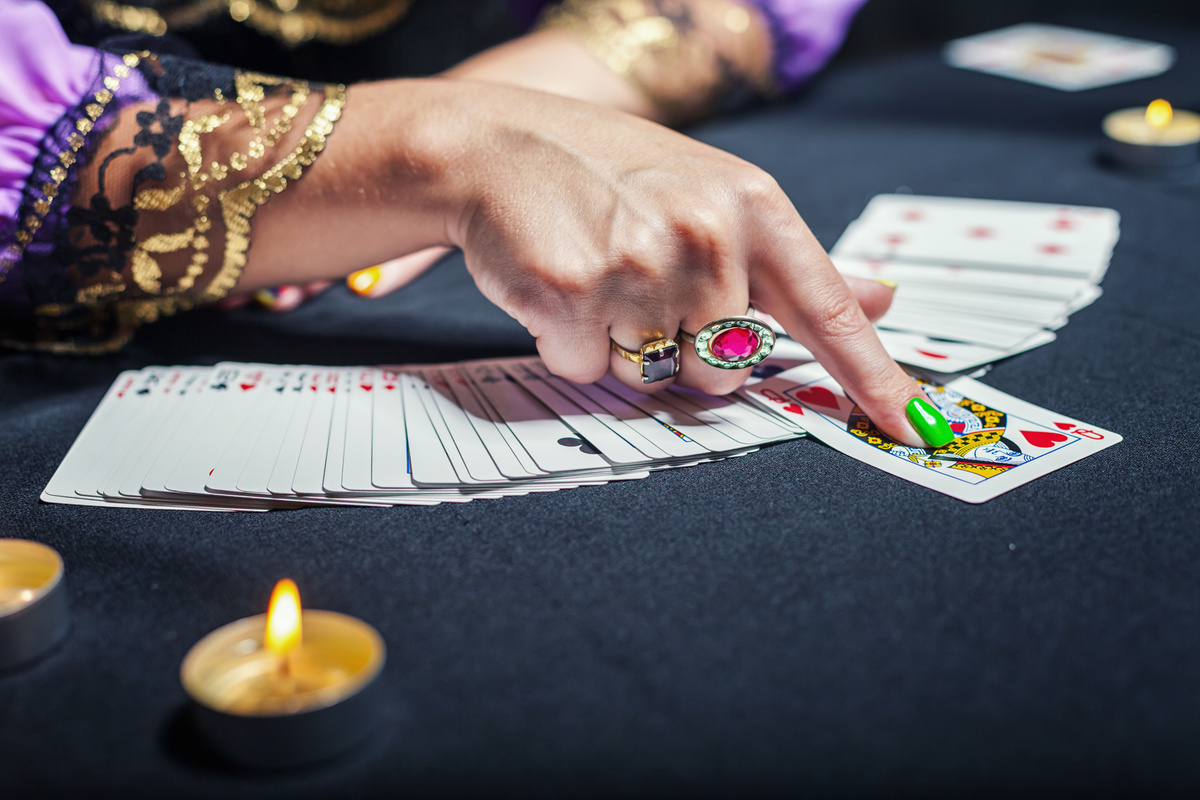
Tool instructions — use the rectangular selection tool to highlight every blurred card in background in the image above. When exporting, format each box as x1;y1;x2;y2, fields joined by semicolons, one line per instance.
944;23;1174;91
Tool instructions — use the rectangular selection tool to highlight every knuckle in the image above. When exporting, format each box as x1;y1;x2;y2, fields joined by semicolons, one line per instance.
541;348;607;385
676;202;729;249
738;170;784;209
807;289;871;343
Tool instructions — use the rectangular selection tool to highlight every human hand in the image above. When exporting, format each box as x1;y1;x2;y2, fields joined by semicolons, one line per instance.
426;80;946;447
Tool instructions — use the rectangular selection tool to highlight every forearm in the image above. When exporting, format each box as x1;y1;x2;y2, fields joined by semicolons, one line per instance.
446;0;775;125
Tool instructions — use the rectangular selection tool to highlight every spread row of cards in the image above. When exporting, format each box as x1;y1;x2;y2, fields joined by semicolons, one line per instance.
828;194;1120;374
43;196;1123;506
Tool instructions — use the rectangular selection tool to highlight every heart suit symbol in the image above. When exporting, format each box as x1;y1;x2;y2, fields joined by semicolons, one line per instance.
794;386;842;411
1021;430;1068;448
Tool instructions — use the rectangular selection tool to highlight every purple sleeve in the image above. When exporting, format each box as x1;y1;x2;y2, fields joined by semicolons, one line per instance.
0;0;101;221
742;0;870;91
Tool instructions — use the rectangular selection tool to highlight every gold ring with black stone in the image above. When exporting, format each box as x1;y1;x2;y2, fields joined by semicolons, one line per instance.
610;337;680;384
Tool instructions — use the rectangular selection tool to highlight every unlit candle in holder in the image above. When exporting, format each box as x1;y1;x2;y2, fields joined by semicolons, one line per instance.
0;539;69;670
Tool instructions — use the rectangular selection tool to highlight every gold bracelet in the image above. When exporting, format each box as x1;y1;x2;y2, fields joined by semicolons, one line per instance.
538;0;773;123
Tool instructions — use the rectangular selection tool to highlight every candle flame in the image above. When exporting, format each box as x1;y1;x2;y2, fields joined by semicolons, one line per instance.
265;578;302;658
1146;99;1173;130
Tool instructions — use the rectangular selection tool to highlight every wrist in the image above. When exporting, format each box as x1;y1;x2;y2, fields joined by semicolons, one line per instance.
340;79;468;247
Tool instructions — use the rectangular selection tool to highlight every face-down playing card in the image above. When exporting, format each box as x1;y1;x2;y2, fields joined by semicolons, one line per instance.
747;363;1120;503
834;195;1119;278
944;24;1175;92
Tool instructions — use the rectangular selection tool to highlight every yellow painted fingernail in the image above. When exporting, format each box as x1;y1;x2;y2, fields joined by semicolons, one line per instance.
348;266;382;296
874;279;898;290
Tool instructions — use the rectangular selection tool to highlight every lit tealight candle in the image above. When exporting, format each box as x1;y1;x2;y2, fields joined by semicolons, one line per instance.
1103;99;1200;169
0;539;69;671
180;579;386;768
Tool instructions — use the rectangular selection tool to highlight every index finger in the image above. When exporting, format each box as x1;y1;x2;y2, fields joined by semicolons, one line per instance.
750;218;953;449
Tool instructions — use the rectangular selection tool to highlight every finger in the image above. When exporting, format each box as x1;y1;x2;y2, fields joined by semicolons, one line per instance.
674;297;754;398
535;316;612;387
607;316;683;393
215;294;252;311
753;230;951;449
348;247;453;298
300;280;334;301
843;276;897;323
254;285;306;312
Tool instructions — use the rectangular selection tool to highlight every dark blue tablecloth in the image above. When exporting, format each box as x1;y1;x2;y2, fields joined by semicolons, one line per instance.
2;19;1199;799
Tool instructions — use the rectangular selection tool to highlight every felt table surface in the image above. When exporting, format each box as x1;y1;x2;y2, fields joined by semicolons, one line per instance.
2;19;1199;800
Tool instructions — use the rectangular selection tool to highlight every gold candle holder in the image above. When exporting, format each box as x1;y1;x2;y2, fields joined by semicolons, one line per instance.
180;580;386;768
1104;99;1200;169
0;539;68;671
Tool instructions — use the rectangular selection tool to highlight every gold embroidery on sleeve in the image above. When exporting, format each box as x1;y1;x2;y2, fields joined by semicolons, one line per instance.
5;61;347;353
104;75;347;334
83;0;412;47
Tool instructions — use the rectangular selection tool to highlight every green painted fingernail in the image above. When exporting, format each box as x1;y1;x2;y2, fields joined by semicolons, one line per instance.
906;396;954;447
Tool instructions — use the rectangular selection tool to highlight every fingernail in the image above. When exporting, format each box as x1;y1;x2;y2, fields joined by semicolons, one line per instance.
873;279;898;290
254;288;281;308
906;396;954;447
348;266;382;296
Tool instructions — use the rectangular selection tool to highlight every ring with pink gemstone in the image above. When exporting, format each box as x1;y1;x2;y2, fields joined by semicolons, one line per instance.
680;314;775;370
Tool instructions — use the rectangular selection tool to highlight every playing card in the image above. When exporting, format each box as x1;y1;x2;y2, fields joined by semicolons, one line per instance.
414;369;514;486
291;369;349;495
321;368;363;494
231;368;312;495
440;365;549;480
138;365;245;499
747;362;1121;503
568;377;710;459
114;370;213;500
594;375;761;454
834;255;1098;302
875;306;1050;349
100;368;207;500
874;328;1057;373
463;361;624;476
266;370;332;496
520;362;675;459
945;24;1175;92
161;365;283;498
339;368;381;492
43;369;253;511
74;367;170;499
834;195;1119;277
659;384;799;444
497;360;657;465
206;366;297;494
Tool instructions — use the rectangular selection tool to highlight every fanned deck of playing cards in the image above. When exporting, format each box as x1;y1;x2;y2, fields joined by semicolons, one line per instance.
831;194;1120;373
42;358;803;511
944;24;1175;91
